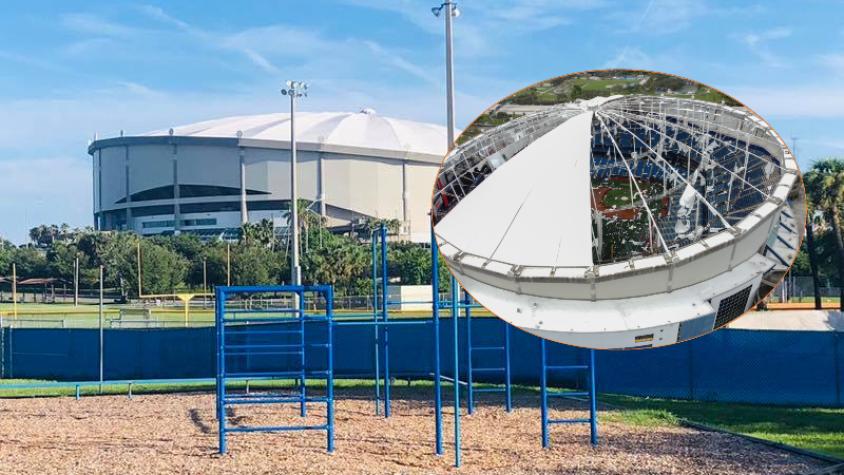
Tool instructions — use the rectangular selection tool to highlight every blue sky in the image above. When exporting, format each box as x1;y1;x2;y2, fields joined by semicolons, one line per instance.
1;0;843;243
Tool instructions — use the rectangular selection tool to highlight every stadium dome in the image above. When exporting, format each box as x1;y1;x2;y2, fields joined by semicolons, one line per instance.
90;109;449;242
433;95;804;349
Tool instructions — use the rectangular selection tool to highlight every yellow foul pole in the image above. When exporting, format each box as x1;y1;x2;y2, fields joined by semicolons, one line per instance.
226;243;231;286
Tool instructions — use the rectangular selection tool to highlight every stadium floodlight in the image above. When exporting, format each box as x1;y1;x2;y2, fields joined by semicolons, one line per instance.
432;94;804;350
281;80;309;289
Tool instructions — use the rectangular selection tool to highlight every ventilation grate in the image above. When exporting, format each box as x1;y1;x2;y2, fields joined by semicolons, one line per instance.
714;285;752;328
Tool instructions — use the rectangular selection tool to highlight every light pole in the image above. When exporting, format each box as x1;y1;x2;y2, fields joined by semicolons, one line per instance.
432;2;460;146
432;2;460;468
281;81;308;289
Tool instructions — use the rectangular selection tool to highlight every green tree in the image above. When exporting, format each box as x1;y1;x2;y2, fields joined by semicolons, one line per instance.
12;246;48;277
135;240;189;294
241;219;276;248
804;158;844;310
231;243;279;285
201;242;231;287
0;238;15;275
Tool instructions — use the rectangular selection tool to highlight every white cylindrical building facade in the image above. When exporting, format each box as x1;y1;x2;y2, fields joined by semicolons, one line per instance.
90;110;448;242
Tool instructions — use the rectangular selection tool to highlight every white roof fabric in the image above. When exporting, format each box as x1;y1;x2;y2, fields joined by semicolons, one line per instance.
435;111;594;268
144;109;449;160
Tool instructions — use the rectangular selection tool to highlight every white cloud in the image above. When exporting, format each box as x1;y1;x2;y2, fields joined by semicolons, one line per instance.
819;53;844;77
736;27;792;67
342;0;607;56
729;84;844;118
61;12;139;38
617;1;766;35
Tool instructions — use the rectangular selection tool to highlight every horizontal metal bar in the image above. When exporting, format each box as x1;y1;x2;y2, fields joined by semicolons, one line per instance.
0;376;288;392
473;367;505;372
436;374;469;386
224;370;330;378
225;343;303;350
546;391;589;398
226;424;329;433
227;309;301;315
218;284;332;294
471;346;505;351
224;329;302;336
548;418;592;425
225;351;303;357
545;365;589;371
225;396;330;405
473;388;506;393
333;320;432;327
224;316;330;324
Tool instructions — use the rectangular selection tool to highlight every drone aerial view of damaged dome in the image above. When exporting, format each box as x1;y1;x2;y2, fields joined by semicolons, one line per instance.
432;70;804;350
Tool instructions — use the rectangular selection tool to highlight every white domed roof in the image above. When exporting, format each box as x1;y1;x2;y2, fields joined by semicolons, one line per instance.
144;110;450;162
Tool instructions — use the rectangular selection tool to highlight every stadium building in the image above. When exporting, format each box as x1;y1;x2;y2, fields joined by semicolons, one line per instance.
89;109;449;242
433;95;804;349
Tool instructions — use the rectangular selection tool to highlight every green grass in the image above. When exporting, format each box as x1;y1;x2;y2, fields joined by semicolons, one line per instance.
0;302;495;328
602;394;844;459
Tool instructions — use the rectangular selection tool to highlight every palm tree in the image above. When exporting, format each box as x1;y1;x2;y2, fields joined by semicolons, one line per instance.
804;202;823;309
804;158;844;310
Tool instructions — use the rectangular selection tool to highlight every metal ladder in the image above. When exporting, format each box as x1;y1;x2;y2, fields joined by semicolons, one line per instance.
540;339;598;447
465;290;512;414
216;285;335;454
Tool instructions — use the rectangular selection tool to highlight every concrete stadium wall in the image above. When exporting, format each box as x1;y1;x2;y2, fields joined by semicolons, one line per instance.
2;324;841;407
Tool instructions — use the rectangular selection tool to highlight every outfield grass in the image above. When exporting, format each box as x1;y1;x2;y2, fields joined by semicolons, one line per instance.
0;302;495;328
602;394;844;459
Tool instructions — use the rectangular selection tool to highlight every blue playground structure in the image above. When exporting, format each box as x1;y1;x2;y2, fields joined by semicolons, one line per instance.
207;222;598;467
215;284;335;454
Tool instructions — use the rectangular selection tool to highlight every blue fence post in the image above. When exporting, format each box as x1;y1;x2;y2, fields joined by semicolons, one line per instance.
215;286;227;454
464;289;473;415
431;228;443;456
540;338;549;448
451;276;461;468
298;289;307;417
326;286;335;453
380;222;391;418
371;233;381;416
589;349;598;446
505;323;512;412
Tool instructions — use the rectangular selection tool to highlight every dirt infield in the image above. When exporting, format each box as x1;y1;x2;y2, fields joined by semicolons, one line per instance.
0;389;827;475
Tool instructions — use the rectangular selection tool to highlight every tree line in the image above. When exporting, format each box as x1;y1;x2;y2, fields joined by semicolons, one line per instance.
1;202;451;299
4;158;844;306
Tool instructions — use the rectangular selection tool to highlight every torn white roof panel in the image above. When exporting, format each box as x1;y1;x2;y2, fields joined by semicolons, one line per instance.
436;111;594;267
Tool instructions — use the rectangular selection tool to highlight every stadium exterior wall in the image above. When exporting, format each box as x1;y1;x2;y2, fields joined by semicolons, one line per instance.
3;324;841;407
90;134;441;242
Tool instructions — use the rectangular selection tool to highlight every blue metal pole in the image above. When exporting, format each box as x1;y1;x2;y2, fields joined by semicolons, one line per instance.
540;338;549;448
371;232;381;416
380;222;391;418
216;287;227;454
451;276;461;468
505;323;512;413
464;290;473;415
431;228;443;456
589;348;598;446
326;287;335;453
299;289;307;417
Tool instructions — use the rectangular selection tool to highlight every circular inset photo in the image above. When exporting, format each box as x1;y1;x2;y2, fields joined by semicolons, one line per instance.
432;69;804;350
